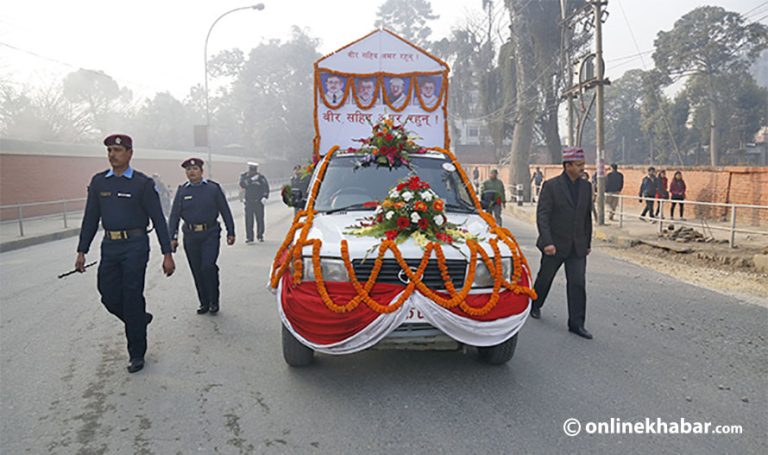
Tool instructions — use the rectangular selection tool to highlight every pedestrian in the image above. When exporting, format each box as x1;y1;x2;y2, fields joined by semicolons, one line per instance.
669;170;687;220
654;169;669;219
239;162;270;243
605;163;624;221
168;158;235;315
75;134;175;373
639;166;657;222
531;166;544;202
472;167;480;191
480;169;506;226
583;171;598;222
529;147;593;339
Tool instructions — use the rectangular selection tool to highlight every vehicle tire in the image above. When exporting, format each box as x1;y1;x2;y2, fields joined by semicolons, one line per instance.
478;334;518;365
282;325;315;367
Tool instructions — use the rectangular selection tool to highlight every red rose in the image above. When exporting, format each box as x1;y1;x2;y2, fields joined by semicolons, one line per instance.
385;133;394;141
377;214;383;223
418;218;429;229
385;230;398;240
397;217;410;230
408;179;421;190
397;182;407;191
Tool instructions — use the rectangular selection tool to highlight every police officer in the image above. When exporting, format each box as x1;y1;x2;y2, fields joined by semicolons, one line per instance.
168;158;235;315
75;134;175;374
239;162;269;243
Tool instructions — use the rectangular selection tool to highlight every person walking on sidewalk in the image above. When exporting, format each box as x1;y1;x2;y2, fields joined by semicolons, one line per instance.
168;158;235;315
75;134;176;374
639;167;658;222
669;171;687;220
529;147;594;340
605;163;624;221
531;167;544;203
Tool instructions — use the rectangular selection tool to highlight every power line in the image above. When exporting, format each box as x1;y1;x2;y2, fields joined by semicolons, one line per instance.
742;1;768;18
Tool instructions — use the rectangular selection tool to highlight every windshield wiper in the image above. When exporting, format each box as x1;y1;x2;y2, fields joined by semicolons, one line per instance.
322;203;377;214
444;202;476;213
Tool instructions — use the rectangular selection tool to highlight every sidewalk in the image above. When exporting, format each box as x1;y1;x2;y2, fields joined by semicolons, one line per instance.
505;202;768;273
0;188;285;253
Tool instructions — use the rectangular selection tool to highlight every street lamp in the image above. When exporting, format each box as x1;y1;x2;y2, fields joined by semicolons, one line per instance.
204;3;265;178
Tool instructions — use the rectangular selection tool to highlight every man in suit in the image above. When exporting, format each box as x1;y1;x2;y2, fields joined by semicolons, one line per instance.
529;147;594;339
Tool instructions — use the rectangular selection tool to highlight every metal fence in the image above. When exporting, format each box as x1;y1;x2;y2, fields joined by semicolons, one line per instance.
613;195;767;248
0;178;290;238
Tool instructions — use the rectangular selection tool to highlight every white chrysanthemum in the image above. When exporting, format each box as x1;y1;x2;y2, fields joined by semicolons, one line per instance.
402;191;413;202
389;189;399;198
385;210;395;220
410;212;421;223
421;191;433;201
412;231;429;247
434;214;445;226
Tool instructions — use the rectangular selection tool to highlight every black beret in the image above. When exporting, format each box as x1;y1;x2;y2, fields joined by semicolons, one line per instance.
103;134;133;148
182;157;204;168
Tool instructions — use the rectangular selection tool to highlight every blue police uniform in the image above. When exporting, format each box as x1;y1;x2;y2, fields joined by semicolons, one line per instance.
168;178;235;313
239;165;269;242
77;166;172;362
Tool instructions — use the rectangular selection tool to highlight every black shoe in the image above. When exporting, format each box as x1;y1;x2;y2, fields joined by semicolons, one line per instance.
568;326;593;339
146;312;153;325
127;358;144;373
209;303;219;314
245;239;254;244
258;238;264;243
197;306;209;314
530;306;541;319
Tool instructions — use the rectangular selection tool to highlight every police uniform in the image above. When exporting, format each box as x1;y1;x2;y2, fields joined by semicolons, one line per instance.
239;162;270;242
168;158;235;314
77;134;172;371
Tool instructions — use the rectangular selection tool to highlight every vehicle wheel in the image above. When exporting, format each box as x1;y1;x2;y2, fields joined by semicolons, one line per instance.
478;334;518;365
282;325;315;367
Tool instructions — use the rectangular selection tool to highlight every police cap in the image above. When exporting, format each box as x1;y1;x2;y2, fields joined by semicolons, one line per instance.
103;134;133;148
182;157;205;168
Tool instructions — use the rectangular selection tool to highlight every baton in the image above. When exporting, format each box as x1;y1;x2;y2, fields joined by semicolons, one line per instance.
58;261;97;279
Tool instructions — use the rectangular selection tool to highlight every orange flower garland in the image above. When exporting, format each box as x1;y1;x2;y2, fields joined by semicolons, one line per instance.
269;145;537;318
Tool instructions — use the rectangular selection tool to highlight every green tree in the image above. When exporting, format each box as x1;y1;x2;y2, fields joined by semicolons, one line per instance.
652;6;768;165
206;27;320;162
374;0;439;47
131;92;192;150
62;69;132;136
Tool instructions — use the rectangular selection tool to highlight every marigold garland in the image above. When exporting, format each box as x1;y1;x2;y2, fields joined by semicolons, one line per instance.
269;144;537;318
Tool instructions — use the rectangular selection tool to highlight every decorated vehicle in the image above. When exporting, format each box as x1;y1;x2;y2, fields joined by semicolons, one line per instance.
268;30;536;366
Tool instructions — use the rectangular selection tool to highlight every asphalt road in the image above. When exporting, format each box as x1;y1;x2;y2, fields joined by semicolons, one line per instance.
1;202;766;454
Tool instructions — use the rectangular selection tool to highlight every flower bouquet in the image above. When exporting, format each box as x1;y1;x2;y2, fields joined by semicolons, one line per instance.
345;175;476;250
346;117;428;169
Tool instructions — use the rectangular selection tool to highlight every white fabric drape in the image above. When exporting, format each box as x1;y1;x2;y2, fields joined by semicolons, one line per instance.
278;281;530;355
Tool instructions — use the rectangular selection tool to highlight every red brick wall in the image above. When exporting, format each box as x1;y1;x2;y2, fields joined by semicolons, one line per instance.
465;163;768;226
0;154;290;220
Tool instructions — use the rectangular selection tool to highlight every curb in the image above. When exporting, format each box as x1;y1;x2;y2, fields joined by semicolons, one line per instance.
0;228;81;253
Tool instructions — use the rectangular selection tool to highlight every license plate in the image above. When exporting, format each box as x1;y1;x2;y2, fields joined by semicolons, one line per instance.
404;308;426;322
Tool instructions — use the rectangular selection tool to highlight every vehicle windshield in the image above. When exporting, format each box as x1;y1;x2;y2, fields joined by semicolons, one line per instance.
313;155;476;213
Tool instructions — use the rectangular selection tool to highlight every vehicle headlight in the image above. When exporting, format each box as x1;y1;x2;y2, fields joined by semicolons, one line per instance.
303;258;350;282
471;257;512;288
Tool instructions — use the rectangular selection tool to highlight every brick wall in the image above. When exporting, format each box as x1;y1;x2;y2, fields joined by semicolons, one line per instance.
465;163;768;226
0;154;292;220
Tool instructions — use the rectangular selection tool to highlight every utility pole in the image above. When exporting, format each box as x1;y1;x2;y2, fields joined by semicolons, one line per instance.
560;0;576;146
592;0;608;225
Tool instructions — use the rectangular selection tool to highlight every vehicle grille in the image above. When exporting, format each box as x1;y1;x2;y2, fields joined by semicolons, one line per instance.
351;258;467;289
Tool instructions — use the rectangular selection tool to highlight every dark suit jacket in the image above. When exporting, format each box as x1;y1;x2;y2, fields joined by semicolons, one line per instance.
535;172;593;258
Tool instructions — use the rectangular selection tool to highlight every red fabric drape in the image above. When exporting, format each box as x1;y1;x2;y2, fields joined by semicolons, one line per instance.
281;273;404;345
